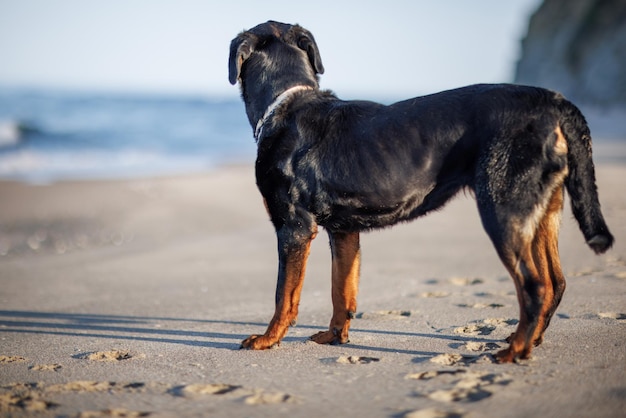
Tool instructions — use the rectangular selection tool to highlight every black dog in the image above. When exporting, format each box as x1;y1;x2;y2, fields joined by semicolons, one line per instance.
228;21;613;362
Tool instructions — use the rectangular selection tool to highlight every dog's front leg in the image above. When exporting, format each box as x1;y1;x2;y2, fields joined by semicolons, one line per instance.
311;231;360;345
241;224;316;349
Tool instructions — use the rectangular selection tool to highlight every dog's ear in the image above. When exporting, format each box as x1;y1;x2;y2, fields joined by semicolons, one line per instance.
228;34;255;85
297;32;324;75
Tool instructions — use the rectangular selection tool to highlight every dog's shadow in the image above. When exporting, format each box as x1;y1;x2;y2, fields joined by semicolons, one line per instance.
0;310;502;356
0;310;247;350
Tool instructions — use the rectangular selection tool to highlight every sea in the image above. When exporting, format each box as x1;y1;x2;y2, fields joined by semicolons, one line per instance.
0;88;256;183
2;88;624;184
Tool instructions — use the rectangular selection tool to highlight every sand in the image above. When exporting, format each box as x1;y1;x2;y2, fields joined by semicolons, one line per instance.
0;145;625;417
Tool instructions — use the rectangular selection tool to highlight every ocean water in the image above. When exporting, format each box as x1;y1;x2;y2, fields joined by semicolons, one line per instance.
0;89;255;183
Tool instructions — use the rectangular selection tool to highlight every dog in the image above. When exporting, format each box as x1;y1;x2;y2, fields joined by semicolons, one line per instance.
228;21;614;363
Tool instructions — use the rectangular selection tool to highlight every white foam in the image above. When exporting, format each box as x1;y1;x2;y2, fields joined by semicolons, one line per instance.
0;149;214;183
0;120;21;147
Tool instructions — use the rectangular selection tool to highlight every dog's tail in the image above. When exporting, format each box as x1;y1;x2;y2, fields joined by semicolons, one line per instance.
558;97;614;254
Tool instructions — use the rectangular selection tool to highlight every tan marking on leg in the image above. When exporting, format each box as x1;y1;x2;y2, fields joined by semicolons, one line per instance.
529;219;554;348
241;227;317;350
497;185;567;362
496;246;535;362
531;187;566;346
311;232;360;345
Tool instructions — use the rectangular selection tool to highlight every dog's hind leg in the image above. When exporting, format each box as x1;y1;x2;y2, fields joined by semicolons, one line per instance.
311;231;360;345
477;194;561;363
485;186;569;362
476;121;572;362
241;222;317;350
529;186;566;346
488;230;555;363
504;188;566;349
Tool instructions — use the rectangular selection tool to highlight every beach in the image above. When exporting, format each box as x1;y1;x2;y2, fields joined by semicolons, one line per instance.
1;148;625;417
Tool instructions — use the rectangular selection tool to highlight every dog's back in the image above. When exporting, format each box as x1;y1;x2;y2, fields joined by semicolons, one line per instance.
262;84;606;237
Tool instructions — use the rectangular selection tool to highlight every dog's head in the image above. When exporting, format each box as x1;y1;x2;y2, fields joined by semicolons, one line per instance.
228;21;324;89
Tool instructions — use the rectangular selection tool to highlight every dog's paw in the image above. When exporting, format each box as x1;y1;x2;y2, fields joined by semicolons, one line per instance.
310;329;348;345
240;334;279;350
494;348;516;363
495;346;532;363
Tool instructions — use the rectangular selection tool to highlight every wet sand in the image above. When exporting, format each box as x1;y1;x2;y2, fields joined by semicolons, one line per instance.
0;151;625;417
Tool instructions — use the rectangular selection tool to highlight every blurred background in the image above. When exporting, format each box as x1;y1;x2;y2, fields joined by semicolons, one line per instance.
0;0;623;183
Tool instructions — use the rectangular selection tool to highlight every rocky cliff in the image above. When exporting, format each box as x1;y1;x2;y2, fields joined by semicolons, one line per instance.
515;0;626;107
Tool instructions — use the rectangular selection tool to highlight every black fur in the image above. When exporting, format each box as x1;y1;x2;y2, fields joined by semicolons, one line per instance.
228;21;614;360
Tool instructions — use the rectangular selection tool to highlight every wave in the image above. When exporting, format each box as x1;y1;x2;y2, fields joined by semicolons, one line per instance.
0;119;40;148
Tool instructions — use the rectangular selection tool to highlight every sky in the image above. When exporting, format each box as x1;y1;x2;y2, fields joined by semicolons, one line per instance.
0;0;543;100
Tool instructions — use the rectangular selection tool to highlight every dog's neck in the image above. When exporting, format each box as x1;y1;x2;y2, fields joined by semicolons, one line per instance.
254;85;312;141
